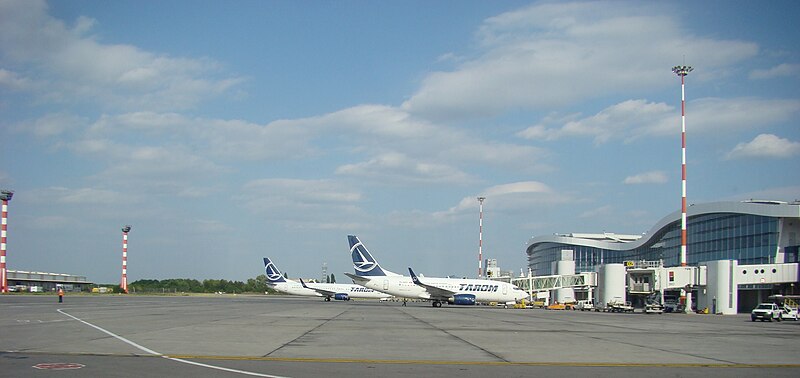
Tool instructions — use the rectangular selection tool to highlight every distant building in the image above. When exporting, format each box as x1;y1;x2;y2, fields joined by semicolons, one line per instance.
7;270;93;292
524;200;800;310
526;200;800;276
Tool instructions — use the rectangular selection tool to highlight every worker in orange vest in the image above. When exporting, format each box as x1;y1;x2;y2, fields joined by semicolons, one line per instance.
58;287;64;303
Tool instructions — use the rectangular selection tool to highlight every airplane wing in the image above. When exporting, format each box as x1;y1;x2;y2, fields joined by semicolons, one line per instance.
299;278;336;297
343;272;370;284
408;267;456;300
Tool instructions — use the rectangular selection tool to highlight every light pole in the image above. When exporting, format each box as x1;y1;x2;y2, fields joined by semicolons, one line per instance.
0;190;13;293
672;64;693;313
121;225;132;293
477;196;485;279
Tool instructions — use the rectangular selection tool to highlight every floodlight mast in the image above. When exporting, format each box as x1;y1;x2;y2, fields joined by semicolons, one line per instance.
673;64;693;314
672;65;692;268
0;190;13;293
477;196;486;278
121;225;132;293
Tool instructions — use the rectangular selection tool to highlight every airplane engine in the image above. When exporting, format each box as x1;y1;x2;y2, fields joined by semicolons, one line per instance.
451;294;476;305
334;293;350;301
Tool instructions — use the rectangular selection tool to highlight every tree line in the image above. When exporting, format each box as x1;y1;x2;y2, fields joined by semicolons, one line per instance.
129;275;275;294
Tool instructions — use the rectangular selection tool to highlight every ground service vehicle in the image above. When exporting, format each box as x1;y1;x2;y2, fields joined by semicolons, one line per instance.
780;305;798;320
645;302;664;314
608;299;634;313
751;303;783;322
576;300;594;311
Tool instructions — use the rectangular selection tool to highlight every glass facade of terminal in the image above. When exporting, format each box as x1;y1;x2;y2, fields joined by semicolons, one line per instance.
527;213;780;276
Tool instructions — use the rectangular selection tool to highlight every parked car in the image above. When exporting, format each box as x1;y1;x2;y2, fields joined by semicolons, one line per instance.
780;305;799;321
576;300;594;311
751;303;783;322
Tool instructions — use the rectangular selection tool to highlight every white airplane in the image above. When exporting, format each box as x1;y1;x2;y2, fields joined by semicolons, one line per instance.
263;257;392;301
343;235;529;307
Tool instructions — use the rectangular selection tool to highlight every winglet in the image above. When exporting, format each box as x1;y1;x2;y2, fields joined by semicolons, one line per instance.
298;278;309;288
408;267;422;285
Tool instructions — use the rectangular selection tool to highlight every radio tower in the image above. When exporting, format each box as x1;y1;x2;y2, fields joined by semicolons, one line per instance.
673;64;693;314
121;225;132;293
477;196;485;278
0;190;13;293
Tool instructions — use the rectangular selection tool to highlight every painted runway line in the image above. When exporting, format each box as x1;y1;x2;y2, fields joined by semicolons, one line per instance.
57;309;289;378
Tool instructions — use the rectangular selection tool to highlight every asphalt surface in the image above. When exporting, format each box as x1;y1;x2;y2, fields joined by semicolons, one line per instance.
1;294;799;377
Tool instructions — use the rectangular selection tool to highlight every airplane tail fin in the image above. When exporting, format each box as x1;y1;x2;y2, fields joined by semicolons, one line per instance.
348;235;396;277
263;257;287;283
408;267;422;285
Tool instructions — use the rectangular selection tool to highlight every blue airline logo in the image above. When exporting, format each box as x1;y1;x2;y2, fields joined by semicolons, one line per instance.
263;258;286;283
349;235;386;276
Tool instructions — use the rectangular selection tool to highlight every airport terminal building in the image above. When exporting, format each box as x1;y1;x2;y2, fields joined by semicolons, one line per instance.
524;200;800;311
6;270;93;292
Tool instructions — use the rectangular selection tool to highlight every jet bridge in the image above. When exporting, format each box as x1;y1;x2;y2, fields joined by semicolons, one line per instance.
512;272;596;304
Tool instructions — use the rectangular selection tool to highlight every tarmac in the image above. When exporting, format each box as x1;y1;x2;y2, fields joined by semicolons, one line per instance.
1;294;799;377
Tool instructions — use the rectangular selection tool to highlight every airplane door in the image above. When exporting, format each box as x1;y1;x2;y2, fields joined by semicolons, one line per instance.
502;284;508;295
383;279;389;291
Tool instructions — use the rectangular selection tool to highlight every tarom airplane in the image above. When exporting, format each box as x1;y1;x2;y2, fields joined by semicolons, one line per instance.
263;257;392;301
343;235;529;307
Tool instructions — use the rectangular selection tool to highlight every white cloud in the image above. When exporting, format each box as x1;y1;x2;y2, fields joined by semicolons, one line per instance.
25;186;130;206
402;1;758;121
726;134;800;160
0;68;32;90
623;171;668;185
750;63;800;79
239;178;361;212
0;0;243;111
335;152;474;185
431;181;567;222
518;99;672;144
519;97;800;144
19;113;86;138
683;98;800;136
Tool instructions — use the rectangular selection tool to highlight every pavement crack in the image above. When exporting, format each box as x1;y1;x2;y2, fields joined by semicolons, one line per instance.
261;308;350;358
397;307;509;363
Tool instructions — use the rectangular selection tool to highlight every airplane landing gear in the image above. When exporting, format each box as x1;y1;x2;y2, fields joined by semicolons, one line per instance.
432;301;442;307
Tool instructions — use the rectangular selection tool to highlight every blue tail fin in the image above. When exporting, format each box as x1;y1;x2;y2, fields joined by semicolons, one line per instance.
348;235;389;277
408;267;421;285
263;257;287;283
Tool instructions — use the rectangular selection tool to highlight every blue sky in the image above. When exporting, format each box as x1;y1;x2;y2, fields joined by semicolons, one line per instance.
1;0;799;284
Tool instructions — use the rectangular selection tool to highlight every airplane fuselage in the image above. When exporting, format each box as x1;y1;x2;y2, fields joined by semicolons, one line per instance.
269;281;391;299
359;275;527;304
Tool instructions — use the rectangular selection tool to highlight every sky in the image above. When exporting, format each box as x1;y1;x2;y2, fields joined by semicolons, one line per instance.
1;0;799;284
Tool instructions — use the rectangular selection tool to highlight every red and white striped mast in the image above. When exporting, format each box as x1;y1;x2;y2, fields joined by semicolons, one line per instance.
0;190;13;293
673;64;693;313
477;196;485;278
121;225;131;293
672;65;692;267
